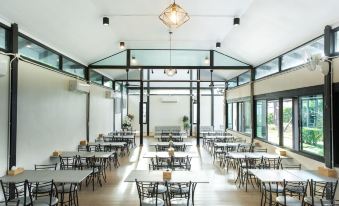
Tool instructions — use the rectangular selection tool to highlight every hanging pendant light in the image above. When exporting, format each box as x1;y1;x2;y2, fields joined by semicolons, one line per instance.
165;31;177;77
159;1;190;29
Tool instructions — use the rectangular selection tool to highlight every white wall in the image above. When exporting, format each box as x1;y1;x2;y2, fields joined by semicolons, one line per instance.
16;61;87;169
149;95;190;134
200;95;211;126
226;84;251;100
0;54;9;175
254;66;323;95
333;58;339;83
89;85;113;141
214;95;225;130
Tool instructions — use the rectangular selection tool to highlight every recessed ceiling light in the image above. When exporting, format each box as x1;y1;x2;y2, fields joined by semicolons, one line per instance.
103;17;109;26
204;56;210;64
120;42;125;49
233;17;240;26
131;56;137;65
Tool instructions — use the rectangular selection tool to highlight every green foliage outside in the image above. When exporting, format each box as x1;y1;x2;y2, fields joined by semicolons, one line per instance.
302;127;322;146
182;115;190;130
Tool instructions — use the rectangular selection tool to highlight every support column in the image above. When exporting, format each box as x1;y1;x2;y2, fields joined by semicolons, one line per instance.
9;24;18;169
147;69;150;136
324;25;334;168
189;69;193;136
140;69;144;145
250;67;255;143
85;68;90;142
197;70;201;146
113;81;115;131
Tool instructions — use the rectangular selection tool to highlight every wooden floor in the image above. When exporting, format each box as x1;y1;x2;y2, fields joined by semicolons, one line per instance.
77;137;261;206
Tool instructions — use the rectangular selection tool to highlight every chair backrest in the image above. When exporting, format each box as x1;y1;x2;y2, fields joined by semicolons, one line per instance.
35;163;58;170
78;145;88;152
168;181;192;205
310;180;338;205
281;179;308;204
59;156;77;170
155;145;169;152
135;180;160;205
33;180;57;204
281;164;301;170
0;180;32;206
262;157;281;169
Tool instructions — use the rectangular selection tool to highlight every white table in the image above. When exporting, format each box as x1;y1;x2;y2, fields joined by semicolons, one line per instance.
149;142;193;146
143;152;199;158
228;152;287;159
125;170;209;205
0;170;92;183
55;151;114;158
87;142;126;147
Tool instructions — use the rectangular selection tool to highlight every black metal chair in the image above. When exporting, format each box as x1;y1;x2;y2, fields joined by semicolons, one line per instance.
34;163;58;170
135;180;164;206
86;156;106;191
59;156;77;170
32;180;59;206
304;180;338;206
275;179;307;206
0;180;32;206
167;182;192;206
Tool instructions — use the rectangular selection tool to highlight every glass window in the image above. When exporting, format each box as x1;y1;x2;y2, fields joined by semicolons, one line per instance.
282;37;324;70
62;58;85;78
256;100;267;138
227;103;233;129
283;99;293;148
232;102;238;131
238;102;243;132
18;36;59;69
0;27;8;50
335;31;339;53
103;78;112;88
255;58;279;79
244;101;252;134
238;71;251;85
214;96;225;131
300;95;323;156
267;100;280;145
227;78;237;89
90;71;102;84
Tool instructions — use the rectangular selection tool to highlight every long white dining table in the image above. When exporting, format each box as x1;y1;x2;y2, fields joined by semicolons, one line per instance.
228;152;288;159
0;170;92;183
53;151;114;158
149;142;193;146
125;170;210;205
143;152;199;158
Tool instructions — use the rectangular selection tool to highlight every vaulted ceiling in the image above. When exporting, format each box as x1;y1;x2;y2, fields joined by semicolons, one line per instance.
0;0;338;68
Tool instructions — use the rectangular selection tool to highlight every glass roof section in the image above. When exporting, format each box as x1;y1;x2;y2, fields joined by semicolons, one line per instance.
91;49;250;68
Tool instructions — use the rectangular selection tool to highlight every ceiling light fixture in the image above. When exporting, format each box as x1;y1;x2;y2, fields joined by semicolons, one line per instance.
151;69;154;74
159;1;190;29
131;56;137;65
120;42;125;49
204;56;210;65
233;17;240;26
187;70;190;74
164;31;177;76
103;17;109;26
216;42;221;48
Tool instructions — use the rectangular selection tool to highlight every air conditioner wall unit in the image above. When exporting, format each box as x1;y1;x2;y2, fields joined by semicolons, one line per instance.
161;96;178;103
105;91;116;99
69;80;90;93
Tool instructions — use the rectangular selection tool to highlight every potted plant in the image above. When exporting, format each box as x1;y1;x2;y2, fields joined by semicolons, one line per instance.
122;114;134;131
182;115;190;134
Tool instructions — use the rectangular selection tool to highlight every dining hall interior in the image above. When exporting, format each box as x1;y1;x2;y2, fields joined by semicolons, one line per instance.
1;0;339;205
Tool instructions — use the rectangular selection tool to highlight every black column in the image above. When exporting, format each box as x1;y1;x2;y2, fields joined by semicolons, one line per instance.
120;84;124;129
278;98;283;146
250;67;255;142
147;69;150;136
324;63;333;168
189;69;193;136
112;81;115;131
211;87;214;129
140;69;144;145
85;69;90;142
9;24;18;169
324;25;334;168
197;70;201;146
